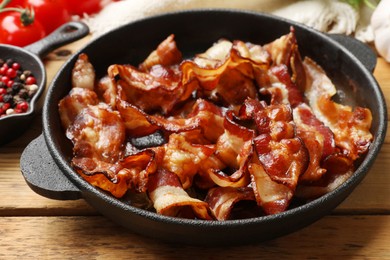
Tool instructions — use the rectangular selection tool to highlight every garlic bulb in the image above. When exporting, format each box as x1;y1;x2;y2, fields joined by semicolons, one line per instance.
371;0;390;62
272;0;358;35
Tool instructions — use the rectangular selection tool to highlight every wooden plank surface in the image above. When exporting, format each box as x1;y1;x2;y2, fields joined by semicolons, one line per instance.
1;215;389;259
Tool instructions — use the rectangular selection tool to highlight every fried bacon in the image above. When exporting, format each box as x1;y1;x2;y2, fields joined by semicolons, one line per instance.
58;30;373;221
161;134;215;189
264;27;306;89
58;87;99;130
303;57;373;160
205;186;256;220
139;34;183;72
71;53;96;90
148;168;214;219
263;64;304;107
236;99;308;214
109;63;197;115
181;39;270;105
293;103;335;182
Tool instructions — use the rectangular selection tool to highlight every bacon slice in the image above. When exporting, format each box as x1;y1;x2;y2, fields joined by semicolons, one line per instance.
260;64;304;107
241;99;308;214
161;134;215;189
295;153;354;199
78;150;156;198
120;150;158;193
249;162;293;215
116;93;225;141
303;57;373;160
182;40;269;105
97;76;117;108
207;110;254;188
293;103;336;182
109;64;197;115
139;34;183;72
64;103;128;197
71;53;96;90
205;186;256;220
148;168;214;220
66;103;125;162
58;87;99;130
264;28;306;90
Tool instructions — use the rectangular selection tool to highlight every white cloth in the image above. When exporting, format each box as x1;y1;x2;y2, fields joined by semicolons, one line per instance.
84;0;373;42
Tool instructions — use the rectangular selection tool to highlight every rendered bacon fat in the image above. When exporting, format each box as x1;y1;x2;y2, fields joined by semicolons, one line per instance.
58;31;373;220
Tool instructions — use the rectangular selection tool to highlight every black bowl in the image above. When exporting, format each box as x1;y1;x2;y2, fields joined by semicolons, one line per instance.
21;10;387;246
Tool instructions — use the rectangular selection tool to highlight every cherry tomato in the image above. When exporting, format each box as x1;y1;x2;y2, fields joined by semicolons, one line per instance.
25;0;71;34
65;0;103;16
0;12;45;47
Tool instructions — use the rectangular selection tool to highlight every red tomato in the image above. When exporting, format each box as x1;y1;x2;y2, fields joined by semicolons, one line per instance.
0;12;46;47
25;0;71;34
65;0;103;16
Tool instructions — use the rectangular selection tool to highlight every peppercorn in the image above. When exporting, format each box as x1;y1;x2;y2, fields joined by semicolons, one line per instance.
0;59;38;117
3;94;14;106
18;89;29;99
11;82;23;95
6;59;13;67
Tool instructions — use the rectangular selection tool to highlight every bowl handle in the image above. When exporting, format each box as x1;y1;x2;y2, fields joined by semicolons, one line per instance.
24;21;89;59
20;134;82;200
328;34;377;72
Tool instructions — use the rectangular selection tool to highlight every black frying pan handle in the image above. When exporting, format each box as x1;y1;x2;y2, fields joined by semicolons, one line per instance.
328;34;377;72
20;135;82;200
24;21;89;59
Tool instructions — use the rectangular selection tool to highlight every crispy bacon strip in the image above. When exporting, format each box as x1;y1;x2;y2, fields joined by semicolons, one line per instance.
264;28;306;89
97;76;117;108
79;150;156;198
148;168;214;220
240;99;308;214
65;103;128;197
120;150;158;193
109;63;198;114
139;34;183;72
249;162;293;215
253;103;308;187
58;87;99;130
293;103;337;182
293;103;357;198
182;40;269;104
207;110;254;188
261;64;304;107
303;57;373;160
253;134;308;190
71;53;96;90
116;92;225;142
67;104;125;163
161;134;215;189
295;154;354;199
205;186;256;220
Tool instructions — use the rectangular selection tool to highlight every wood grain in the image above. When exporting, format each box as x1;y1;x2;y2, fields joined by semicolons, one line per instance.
0;215;389;259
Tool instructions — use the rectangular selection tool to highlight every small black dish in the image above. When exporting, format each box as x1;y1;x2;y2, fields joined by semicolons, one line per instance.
0;21;89;145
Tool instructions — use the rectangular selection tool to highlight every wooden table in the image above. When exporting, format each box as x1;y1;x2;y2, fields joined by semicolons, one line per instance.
1;36;389;259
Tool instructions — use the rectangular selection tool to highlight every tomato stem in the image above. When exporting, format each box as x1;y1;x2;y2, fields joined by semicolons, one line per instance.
0;6;35;26
0;0;11;10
